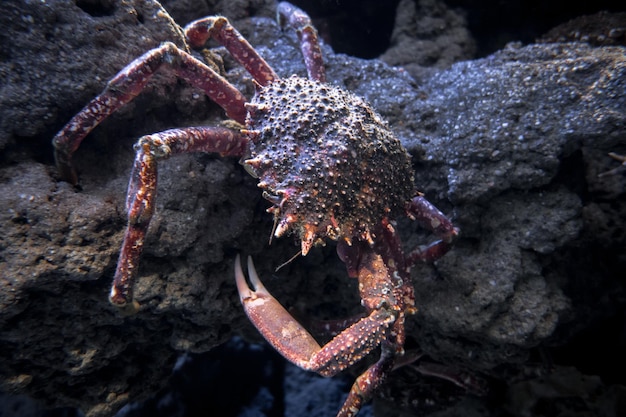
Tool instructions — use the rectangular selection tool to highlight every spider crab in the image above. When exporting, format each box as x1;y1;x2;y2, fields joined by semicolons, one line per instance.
52;3;458;416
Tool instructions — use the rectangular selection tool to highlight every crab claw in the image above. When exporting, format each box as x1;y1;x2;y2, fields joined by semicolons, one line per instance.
234;255;321;368
235;254;272;305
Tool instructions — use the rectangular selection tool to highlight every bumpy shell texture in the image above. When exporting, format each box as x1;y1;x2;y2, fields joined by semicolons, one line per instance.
244;75;415;253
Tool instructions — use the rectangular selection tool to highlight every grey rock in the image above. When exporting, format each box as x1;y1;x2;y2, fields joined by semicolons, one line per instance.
0;0;624;416
380;0;477;84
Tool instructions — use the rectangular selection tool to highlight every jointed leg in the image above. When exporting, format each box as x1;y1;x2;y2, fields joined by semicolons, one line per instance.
235;255;395;376
406;195;459;266
338;341;397;417
110;127;248;310
184;16;279;86
53;42;248;184
236;248;410;417
277;2;326;83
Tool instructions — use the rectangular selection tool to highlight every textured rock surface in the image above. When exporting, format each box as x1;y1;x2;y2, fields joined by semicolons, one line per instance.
0;0;189;150
380;0;476;83
0;0;624;416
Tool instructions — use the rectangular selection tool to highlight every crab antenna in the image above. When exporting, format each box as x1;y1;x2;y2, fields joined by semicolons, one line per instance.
268;213;280;245
275;250;302;272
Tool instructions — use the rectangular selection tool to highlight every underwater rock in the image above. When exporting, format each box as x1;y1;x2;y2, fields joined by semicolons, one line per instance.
0;1;624;416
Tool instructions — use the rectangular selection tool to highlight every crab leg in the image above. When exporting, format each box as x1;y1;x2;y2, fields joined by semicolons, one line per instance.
338;340;397;417
277;2;326;83
236;245;411;417
184;16;278;86
405;195;459;266
109;127;248;310
235;255;395;376
53;42;248;184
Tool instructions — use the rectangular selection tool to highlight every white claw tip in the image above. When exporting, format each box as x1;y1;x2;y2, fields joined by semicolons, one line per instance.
234;254;251;302
234;254;270;303
246;256;268;294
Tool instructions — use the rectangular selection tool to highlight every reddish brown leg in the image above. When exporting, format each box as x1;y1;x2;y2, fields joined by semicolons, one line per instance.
235;255;395;376
338;341;396;417
405;195;459;266
277;2;326;83
53;42;248;184
236;242;412;417
110;127;248;310
184;16;278;86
